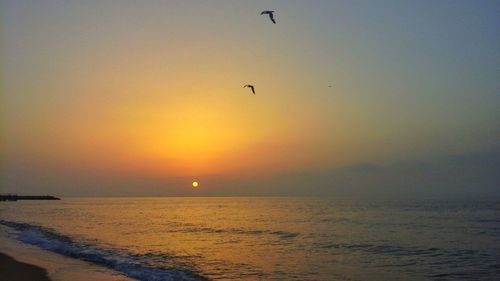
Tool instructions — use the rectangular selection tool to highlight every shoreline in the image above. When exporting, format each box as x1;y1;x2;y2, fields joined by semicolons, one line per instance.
0;226;135;281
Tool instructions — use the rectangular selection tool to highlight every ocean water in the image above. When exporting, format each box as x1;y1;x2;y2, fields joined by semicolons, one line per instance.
0;198;499;281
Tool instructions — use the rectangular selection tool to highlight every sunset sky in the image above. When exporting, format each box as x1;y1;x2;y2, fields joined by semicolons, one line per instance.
1;0;499;197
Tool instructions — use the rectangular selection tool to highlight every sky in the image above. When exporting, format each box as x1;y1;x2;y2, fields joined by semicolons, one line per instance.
1;0;499;198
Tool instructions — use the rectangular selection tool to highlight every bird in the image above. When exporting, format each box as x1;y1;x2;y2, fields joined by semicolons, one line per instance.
244;84;255;94
261;10;276;24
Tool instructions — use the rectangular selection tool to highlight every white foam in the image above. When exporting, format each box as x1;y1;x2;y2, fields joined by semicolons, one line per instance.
0;225;136;281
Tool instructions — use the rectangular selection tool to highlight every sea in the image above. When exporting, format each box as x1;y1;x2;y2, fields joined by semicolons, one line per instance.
0;198;499;281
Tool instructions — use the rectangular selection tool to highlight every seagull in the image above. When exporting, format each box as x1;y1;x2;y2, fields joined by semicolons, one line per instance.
244;84;255;94
261;10;276;24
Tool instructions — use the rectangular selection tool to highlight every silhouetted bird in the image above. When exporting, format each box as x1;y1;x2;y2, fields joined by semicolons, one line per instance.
261;11;276;24
244;84;255;94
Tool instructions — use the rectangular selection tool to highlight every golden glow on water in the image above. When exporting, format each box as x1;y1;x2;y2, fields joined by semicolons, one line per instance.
1;198;496;280
0;198;328;279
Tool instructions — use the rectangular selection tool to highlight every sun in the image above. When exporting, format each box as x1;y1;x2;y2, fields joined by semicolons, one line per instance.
192;181;199;188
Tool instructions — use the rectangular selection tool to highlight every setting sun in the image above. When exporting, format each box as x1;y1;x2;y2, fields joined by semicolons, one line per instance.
1;1;498;281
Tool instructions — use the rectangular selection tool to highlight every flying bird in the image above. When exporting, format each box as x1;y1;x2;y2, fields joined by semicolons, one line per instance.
261;10;276;24
244;84;255;94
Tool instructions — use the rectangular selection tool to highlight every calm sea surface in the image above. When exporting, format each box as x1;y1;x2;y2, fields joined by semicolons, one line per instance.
0;198;499;281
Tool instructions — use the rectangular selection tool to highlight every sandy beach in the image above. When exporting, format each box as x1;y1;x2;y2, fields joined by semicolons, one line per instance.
0;226;135;281
0;252;51;281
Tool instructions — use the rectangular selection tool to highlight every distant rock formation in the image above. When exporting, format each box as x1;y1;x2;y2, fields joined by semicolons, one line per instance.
0;194;61;201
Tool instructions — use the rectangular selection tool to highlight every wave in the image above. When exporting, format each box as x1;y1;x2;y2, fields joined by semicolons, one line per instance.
0;220;209;281
183;227;299;239
319;241;500;279
318;242;469;258
165;221;300;239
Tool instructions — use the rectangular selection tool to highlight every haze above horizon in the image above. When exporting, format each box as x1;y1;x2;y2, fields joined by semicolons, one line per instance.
1;0;499;198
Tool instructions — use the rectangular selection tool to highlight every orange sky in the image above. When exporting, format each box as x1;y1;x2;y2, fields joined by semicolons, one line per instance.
1;1;499;196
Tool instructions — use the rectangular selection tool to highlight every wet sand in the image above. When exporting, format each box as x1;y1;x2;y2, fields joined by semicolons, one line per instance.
0;252;51;281
0;226;135;281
